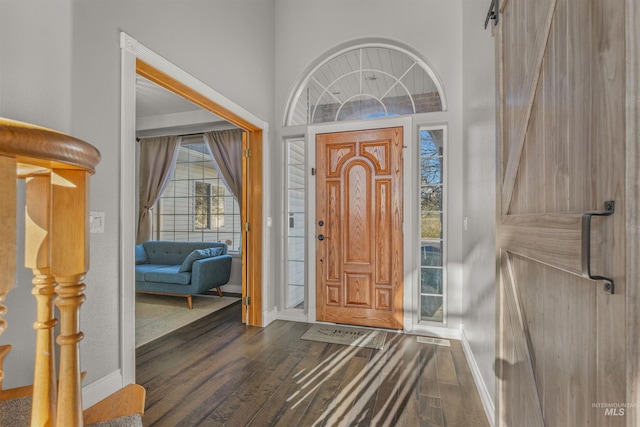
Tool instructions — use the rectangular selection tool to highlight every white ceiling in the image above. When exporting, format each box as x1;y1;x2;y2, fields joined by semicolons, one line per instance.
136;75;200;118
135;76;234;137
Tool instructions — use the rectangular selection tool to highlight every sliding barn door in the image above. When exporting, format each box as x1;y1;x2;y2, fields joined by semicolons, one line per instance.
496;0;635;426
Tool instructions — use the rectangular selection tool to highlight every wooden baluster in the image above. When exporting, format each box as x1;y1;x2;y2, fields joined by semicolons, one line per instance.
51;169;90;427
0;154;16;389
25;173;58;425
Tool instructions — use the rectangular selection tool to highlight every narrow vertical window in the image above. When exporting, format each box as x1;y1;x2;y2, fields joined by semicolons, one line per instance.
194;181;211;229
419;128;445;323
285;138;306;309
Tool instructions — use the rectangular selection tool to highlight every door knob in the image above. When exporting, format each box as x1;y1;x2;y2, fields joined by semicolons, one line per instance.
318;234;325;241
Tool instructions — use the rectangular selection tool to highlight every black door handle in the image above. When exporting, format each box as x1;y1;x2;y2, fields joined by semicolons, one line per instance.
581;200;615;294
318;234;325;241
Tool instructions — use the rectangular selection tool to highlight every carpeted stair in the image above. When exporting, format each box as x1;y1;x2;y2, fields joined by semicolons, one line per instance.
0;396;143;427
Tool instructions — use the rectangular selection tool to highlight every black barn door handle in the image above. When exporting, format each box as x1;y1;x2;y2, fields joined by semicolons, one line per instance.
581;200;615;294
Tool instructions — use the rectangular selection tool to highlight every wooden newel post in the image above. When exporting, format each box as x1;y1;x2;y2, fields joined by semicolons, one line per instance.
25;174;58;425
0;154;16;389
51;169;90;427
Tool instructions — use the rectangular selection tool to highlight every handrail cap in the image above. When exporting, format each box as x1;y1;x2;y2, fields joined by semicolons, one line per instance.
0;118;101;173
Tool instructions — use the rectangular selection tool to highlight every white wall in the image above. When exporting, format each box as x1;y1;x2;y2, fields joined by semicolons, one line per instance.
273;0;465;329
1;0;275;391
1;1;497;417
0;0;74;390
461;0;496;419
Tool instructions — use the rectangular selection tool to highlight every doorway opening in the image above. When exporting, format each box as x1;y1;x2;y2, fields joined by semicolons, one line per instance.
120;32;265;385
135;59;263;325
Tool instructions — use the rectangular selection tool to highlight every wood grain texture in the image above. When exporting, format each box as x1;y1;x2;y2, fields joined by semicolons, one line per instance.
0;345;10;390
316;128;403;329
138;60;263;326
50;169;90;426
0;118;100;174
83;384;146;425
626;0;640;425
497;0;630;425
25;174;58;427
0;119;146;425
0;155;16;389
500;0;558;215
136;302;490;427
500;254;544;427
592;2;627;425
499;213;583;276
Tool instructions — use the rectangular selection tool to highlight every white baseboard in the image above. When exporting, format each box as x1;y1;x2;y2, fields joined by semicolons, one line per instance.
82;369;123;409
263;308;277;326
410;325;462;340
276;310;308;323
460;330;495;427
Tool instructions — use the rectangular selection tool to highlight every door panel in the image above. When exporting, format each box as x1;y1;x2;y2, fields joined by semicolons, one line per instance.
316;127;403;329
496;0;628;426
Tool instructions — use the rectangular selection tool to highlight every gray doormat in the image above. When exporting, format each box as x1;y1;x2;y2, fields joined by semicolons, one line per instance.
301;324;387;350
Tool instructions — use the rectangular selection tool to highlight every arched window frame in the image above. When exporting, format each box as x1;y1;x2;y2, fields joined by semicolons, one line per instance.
283;40;448;127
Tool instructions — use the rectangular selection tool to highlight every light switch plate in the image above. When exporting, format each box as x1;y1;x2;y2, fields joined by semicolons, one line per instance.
90;211;105;233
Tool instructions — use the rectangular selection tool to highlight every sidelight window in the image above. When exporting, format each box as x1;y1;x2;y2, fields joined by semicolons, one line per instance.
285;138;306;309
419;127;446;323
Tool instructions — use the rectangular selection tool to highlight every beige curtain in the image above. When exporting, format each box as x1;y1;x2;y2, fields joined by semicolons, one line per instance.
203;129;244;209
136;135;180;244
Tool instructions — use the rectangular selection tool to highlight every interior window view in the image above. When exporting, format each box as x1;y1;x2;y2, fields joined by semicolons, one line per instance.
420;128;445;323
153;140;242;250
1;1;636;427
133;76;244;344
285;138;306;310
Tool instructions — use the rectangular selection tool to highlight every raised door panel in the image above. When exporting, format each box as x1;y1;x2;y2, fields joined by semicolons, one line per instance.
316;127;403;329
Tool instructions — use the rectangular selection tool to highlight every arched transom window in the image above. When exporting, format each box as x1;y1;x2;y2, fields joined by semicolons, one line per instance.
285;45;445;126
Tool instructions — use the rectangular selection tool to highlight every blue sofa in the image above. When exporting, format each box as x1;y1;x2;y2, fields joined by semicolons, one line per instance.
135;241;232;309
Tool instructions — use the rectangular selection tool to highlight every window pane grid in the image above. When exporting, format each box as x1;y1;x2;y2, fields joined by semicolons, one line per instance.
287;47;443;126
153;142;241;252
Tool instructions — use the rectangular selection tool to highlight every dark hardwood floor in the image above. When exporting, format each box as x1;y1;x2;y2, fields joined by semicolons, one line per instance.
136;302;490;427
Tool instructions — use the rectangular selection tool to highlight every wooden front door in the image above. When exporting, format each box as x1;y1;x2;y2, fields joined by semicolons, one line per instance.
315;127;403;330
496;1;635;426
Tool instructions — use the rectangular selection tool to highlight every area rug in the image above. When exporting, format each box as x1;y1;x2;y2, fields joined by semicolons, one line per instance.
301;324;387;350
136;293;239;347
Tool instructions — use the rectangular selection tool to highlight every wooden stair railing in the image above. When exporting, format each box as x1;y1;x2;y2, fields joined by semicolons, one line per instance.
0;118;145;426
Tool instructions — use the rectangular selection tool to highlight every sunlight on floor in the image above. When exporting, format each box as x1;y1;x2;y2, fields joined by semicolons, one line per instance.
286;334;425;426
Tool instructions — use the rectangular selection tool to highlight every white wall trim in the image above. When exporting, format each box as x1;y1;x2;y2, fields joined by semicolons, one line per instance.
461;330;496;427
276;309;308;323
119;36;137;388
82;369;123;410
263;308;277;327
120;33;267;130
411;325;461;341
119;31;270;389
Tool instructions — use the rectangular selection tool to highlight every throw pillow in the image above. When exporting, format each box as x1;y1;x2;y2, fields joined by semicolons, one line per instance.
135;244;149;265
178;247;223;272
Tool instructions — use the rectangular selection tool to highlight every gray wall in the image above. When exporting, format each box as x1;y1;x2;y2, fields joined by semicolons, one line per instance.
1;0;496;417
0;0;74;390
274;0;466;329
461;0;497;409
1;0;275;389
